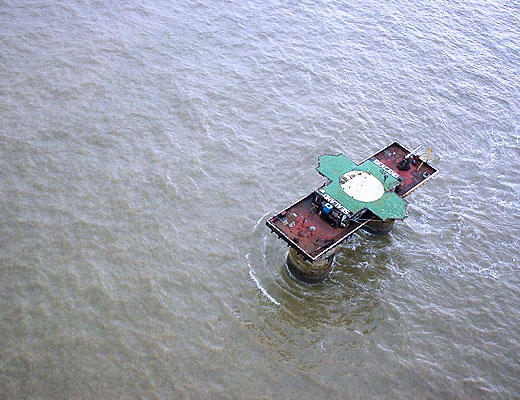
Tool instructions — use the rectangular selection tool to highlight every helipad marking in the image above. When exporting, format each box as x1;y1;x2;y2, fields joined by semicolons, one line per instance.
340;171;385;202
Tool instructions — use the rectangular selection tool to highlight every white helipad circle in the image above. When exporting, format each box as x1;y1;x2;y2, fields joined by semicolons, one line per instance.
340;171;384;202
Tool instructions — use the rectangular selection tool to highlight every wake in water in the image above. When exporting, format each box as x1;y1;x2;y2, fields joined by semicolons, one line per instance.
247;253;280;306
246;212;281;305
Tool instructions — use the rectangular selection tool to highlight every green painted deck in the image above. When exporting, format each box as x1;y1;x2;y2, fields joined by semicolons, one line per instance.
317;154;407;220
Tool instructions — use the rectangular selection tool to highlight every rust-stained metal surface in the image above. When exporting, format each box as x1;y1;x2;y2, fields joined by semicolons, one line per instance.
368;142;438;197
266;193;370;261
266;142;438;261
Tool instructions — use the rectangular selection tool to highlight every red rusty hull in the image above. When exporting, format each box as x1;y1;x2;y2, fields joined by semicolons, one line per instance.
367;142;437;197
266;193;371;260
266;142;437;261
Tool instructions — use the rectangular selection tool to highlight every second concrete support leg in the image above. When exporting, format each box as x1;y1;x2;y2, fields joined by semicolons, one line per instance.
362;219;395;235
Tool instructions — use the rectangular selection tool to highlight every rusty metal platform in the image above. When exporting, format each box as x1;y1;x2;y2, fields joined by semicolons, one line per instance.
366;142;437;197
266;142;438;261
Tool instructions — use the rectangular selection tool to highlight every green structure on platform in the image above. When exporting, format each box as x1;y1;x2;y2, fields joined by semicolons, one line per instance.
317;154;407;220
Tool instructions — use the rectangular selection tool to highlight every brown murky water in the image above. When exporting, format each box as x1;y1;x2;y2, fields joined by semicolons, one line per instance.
1;1;519;398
